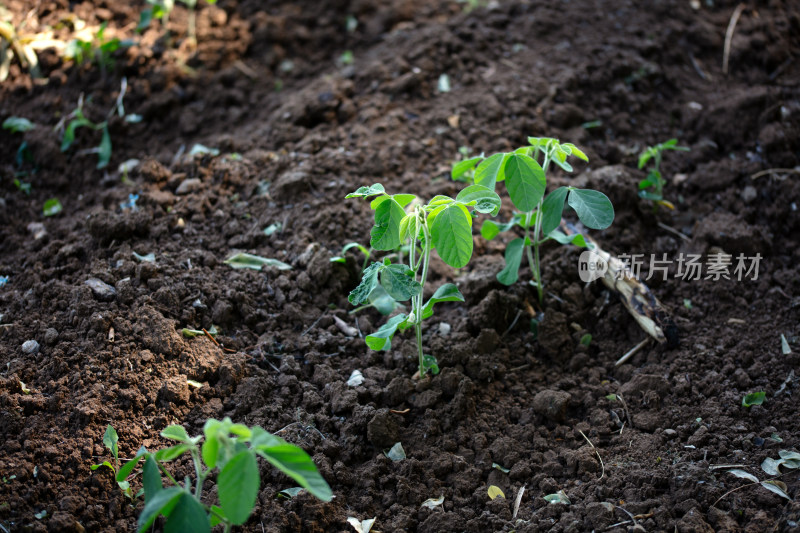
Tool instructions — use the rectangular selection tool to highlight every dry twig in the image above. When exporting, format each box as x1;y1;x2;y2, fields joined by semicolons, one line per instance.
722;4;746;75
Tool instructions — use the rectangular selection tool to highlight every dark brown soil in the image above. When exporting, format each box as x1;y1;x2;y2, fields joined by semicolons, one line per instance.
2;0;800;531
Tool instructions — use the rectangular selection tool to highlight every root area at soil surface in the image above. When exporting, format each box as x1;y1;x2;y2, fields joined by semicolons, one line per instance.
1;0;800;531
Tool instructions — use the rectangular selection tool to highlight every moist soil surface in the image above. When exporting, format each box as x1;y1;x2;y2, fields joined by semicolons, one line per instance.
2;1;800;532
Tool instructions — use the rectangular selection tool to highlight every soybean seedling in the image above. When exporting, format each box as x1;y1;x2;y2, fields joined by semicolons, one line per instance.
469;137;614;302
347;182;501;377
117;418;332;533
91;425;134;499
64;21;131;77
637;138;689;210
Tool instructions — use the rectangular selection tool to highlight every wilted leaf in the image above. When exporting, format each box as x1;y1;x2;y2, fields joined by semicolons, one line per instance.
224;252;292;271
543;490;570;505
347;517;376;533
421;495;444;509
347;370;364;387
761;457;782;476
760;480;791;500
492;463;510;474
725;469;759;483
487;485;505;500
278;487;304;499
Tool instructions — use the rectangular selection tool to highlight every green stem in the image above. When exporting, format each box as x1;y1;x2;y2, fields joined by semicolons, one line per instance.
189;447;205;497
155;459;181;488
413;212;432;377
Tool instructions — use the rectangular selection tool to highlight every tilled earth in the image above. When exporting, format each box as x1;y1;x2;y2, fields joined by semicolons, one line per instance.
1;0;800;531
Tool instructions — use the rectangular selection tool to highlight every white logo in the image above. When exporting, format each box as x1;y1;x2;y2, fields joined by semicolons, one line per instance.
578;250;608;282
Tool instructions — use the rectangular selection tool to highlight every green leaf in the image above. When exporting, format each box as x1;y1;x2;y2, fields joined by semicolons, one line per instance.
480;220;500;240
456;184;502;216
223;252;292;271
164;492;211;533
348;262;383;306
399;213;419;242
547;230;590;248
422;354;439;375
201;420;222;469
116;448;147;482
638;190;663;201
142;455;162;500
161;425;191;443
138;486;183;533
742;391;766;407
504;154;546;211
103;425;119;460
451;156;483;181
567;189;614;230
760;480;791;500
368;285;399;315
370;198;405;251
474;152;507;189
43;198;63;217
541;187;569;236
251;428;333;502
97;125;111;169
91;460;114;472
154;444;191;462
365;313;408;351
421;283;464;320
385;442;406;462
497;238;525;286
562;143;588;162
380;264;421;302
218;451;260;525
346;183;385;199
551;149;573;172
638;179;654;190
2;117;35;133
431;204;473;268
392;194;416;208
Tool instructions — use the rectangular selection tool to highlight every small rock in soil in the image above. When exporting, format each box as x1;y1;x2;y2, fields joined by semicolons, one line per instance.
175;178;203;195
85;278;116;301
272;170;310;200
367;408;400;448
21;339;40;354
44;328;59;345
158;376;191;405
532;389;571;422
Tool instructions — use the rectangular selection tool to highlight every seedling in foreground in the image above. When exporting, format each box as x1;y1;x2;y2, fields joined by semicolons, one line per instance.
347;183;500;377
465;137;614;302
117;418;332;533
637;138;689;209
91;425;134;499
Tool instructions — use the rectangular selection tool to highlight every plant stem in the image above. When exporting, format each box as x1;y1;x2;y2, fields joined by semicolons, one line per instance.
189;447;205;497
413;210;432;377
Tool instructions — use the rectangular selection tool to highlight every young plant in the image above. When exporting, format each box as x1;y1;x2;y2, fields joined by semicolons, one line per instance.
91;425;134;499
347;183;501;377
64;22;131;76
637;138;689;209
138;0;218;46
473;137;614;302
117;418;332;533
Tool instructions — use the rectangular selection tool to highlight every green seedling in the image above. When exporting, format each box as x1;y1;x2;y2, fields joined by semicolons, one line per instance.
138;0;217;46
3;116;36;183
91;425;135;499
719;452;799;503
468;137;614;302
331;242;373;272
43;198;62;216
117;418;332;533
741;391;765;407
637;138;689;210
347;182;500;377
64;21;131;75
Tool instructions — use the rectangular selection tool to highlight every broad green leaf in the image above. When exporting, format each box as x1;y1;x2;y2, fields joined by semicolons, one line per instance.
164;492;211;533
638;179;654;190
103;425;119;460
202;435;220;469
370;198;405;251
422;354;439;375
399;214;419;243
562;143;588;162
742;391;766;407
368;285;399;315
504;154;546;211
251;430;333;502
451;156;483;181
160;425;191;443
365;313;408;351
497;238;524;285
116;447;147;482
567;189;614;230
91;461;114;472
154;444;191;462
760;480;791;500
481;220;500;240
223;252;292;271
431;204;473;268
428;195;454;207
474;152;507;189
218;451;260;525
547;230;590;248
380;264;421;302
2;117;35;133
551;148;573;172
638;149;654;169
228;424;252;438
421;283;464;320
761;457;782;476
348;262;383;306
43;198;63;217
346;183;385;199
541;187;569;236
97;125;111;169
456;184;502;216
137;486;183;533
143;455;162;500
392;194;416;208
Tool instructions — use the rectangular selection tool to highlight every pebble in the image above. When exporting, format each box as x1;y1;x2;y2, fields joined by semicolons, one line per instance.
532;389;571;422
741;185;758;203
44;328;59;345
664;429;678;438
22;339;40;354
175;178;203;195
85;278;116;301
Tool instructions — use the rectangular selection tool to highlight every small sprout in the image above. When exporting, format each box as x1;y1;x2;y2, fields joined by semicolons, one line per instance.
347;517;376;533
43;198;63;217
581;119;603;129
683;299;692;309
189;143;220;157
605;394;617;401
186;379;203;389
543;490;570;505
781;334;791;354
742;391;766;407
492;463;510;474
637;138;690;210
338;50;354;66
223;252;292;271
181;325;218;338
488;485;505;500
132;252;155;263
579;333;592;346
263;222;282;236
19;380;30;394
385;442;406;462
2;117;35;133
346;369;364;387
34;510;47;520
420;495;445;510
278;487;304;499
